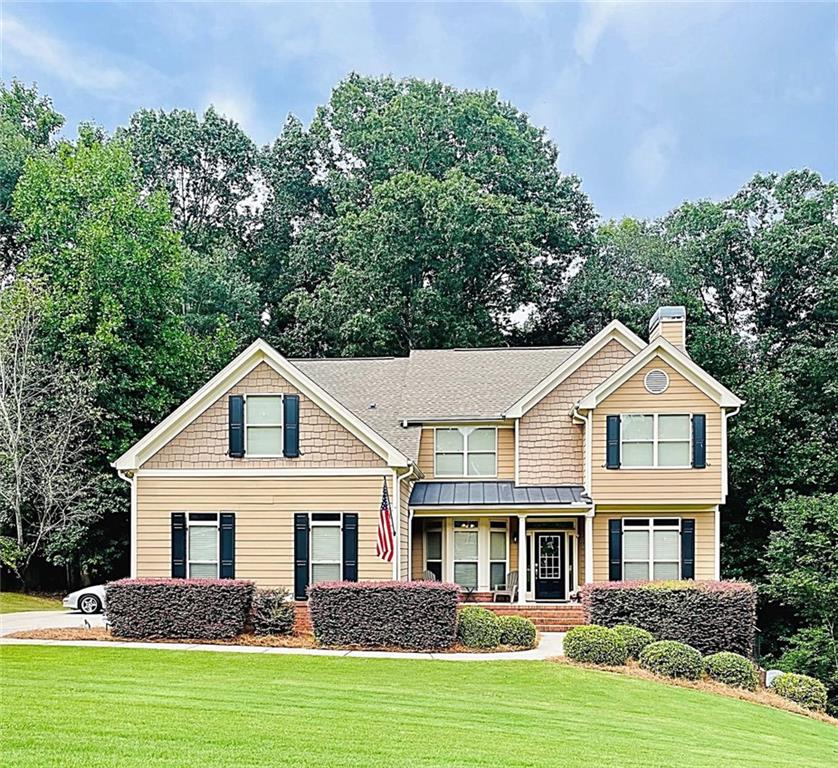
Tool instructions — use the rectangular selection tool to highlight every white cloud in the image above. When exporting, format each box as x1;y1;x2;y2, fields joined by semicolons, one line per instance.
573;1;619;63
628;123;678;191
1;14;168;102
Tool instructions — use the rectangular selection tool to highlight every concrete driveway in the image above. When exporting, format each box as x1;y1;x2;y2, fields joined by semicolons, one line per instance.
0;610;106;636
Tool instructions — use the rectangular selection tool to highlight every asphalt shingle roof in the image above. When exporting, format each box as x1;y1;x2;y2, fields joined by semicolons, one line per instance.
293;346;579;461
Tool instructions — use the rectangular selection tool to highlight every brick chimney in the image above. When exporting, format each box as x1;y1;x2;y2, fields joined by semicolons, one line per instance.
649;306;686;349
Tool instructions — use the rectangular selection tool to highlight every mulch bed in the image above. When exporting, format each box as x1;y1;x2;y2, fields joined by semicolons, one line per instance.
6;627;532;654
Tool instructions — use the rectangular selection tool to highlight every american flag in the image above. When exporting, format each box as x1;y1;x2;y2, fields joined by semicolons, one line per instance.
376;479;395;562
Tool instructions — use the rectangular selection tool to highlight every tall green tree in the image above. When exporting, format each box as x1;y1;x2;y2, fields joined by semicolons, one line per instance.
0;81;63;273
257;75;595;353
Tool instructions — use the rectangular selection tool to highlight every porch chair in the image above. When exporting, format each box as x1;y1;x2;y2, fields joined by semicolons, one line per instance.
421;570;438;582
493;570;518;602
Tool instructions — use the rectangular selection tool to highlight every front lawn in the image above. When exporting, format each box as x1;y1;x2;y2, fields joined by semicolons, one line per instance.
1;647;834;767
0;592;62;614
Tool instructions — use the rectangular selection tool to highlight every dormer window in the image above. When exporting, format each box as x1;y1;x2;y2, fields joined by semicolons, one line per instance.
434;427;497;477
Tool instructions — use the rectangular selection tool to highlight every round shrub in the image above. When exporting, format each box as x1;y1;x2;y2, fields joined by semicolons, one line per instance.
564;625;628;666
250;588;295;635
704;651;759;691
770;672;828;711
498;615;537;649
639;640;703;680
457;607;502;649
613;624;654;659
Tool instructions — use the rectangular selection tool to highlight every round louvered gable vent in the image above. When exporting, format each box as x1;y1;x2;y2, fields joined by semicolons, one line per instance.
644;369;669;394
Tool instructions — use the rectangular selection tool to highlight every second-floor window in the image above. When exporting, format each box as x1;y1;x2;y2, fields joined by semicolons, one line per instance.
621;414;691;468
434;427;497;477
245;394;283;456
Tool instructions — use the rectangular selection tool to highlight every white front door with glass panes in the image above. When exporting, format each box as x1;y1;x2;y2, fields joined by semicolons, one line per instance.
622;518;680;580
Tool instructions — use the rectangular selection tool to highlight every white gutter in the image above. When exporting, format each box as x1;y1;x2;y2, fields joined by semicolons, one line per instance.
117;469;137;578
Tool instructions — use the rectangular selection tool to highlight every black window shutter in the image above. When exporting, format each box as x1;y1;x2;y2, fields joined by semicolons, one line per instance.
171;513;186;578
219;513;235;579
608;519;622;581
606;415;621;469
342;513;358;582
692;414;706;469
228;395;245;458
283;394;300;458
294;513;309;600
681;519;696;579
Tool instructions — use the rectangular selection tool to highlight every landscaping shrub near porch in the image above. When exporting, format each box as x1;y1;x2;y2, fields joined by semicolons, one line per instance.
105;579;255;639
308;581;459;649
581;581;757;656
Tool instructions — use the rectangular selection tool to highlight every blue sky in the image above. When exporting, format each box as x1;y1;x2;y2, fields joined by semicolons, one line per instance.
2;1;836;219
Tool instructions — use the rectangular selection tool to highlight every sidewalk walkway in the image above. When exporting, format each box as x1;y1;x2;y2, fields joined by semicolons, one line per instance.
0;610;564;661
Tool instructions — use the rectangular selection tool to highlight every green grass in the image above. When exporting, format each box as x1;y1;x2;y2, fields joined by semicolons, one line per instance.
1;646;834;768
0;591;62;614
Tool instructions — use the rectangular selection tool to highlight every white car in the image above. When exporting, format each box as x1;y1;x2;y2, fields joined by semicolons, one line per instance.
63;584;106;614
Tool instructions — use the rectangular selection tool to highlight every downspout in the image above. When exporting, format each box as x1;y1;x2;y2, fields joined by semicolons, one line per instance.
117;469;137;578
718;405;740;580
572;405;594;585
394;463;420;581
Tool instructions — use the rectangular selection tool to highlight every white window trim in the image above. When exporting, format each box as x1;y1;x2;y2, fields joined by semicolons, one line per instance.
309;512;343;585
621;517;681;581
620;413;693;469
186;514;220;579
423;522;444;580
433;426;498;479
451;519;480;590
244;393;284;458
489;521;509;591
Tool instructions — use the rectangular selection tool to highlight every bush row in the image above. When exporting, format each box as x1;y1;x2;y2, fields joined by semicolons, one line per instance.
309;581;459;649
456;607;537;650
563;623;828;710
106;579;295;639
581;581;757;656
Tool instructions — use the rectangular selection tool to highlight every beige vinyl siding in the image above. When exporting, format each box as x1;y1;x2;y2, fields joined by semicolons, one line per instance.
590;358;724;505
592;508;716;582
144;362;385;470
651;320;686;347
416;426;514;480
136;475;393;588
519;339;633;485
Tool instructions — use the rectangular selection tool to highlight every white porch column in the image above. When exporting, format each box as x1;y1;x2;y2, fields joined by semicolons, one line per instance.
584;514;594;584
517;514;527;604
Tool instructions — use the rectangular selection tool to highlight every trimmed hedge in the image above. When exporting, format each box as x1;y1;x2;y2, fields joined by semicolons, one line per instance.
250;588;295;636
564;625;628;666
309;581;458;650
771;672;828;712
639;640;703;680
582;580;756;656
704;651;759;690
613;624;654;659
105;578;254;639
458;607;502;649
498;615;537;649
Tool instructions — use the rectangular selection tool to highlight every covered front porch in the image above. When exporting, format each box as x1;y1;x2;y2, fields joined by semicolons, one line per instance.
408;481;593;605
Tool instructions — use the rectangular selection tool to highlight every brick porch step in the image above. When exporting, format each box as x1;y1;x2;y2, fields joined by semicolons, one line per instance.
466;602;587;632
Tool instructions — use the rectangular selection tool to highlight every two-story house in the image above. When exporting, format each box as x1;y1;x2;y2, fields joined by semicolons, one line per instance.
114;306;742;612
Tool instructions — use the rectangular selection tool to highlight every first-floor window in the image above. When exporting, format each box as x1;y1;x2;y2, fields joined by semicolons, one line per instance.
622;518;680;580
424;523;443;580
188;513;219;578
489;521;508;590
453;520;479;589
310;513;342;584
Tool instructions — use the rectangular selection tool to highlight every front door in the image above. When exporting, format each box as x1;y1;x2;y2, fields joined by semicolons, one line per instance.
534;533;565;600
